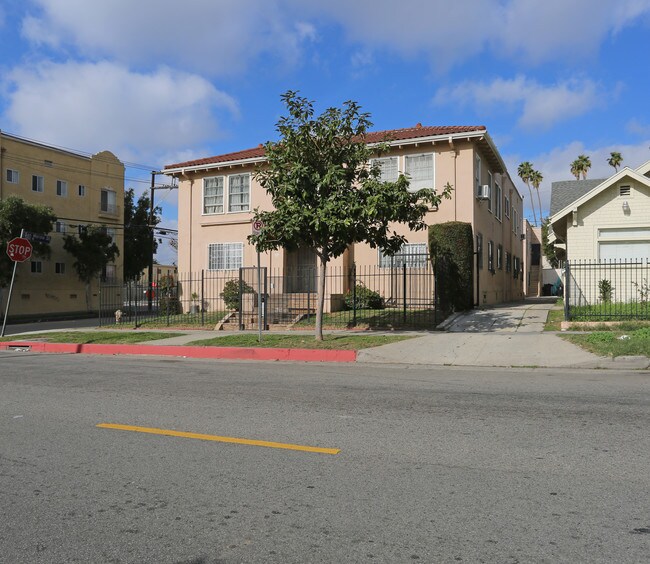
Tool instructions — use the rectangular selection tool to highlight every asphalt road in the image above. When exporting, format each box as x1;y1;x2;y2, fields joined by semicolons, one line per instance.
1;316;101;336
1;353;649;563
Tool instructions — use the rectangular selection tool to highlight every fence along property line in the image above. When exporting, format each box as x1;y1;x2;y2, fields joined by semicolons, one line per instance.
564;258;650;321
99;255;443;330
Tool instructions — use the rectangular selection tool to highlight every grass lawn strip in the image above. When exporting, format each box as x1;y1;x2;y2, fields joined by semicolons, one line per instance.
0;331;185;345
187;333;416;350
561;327;650;358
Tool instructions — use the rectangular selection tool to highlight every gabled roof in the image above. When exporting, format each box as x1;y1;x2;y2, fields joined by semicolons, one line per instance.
549;179;605;216
163;124;488;172
635;159;650;177
550;167;650;225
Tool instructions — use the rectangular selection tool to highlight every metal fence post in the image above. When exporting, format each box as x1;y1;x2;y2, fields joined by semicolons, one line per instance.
352;267;357;327
564;262;570;321
201;269;205;326
239;267;243;330
403;263;407;323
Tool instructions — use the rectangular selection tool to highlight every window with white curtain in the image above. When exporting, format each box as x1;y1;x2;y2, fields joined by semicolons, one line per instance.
228;174;250;212
379;243;428;268
203;176;224;214
494;181;502;220
208;243;243;270
371;157;399;182
405;153;434;191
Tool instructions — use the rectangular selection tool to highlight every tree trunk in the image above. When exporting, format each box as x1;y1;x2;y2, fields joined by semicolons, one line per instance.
526;182;538;226
85;282;91;312
315;255;327;341
536;188;544;224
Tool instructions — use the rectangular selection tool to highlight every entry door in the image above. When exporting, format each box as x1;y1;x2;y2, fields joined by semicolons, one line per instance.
285;248;317;292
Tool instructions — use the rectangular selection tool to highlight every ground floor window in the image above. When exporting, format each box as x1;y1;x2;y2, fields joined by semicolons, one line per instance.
208;242;243;270
379;243;427;268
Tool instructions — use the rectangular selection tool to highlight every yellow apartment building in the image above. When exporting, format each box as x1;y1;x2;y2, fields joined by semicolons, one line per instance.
0;131;124;318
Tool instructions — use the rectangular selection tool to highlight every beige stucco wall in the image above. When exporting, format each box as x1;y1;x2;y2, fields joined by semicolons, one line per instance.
0;134;124;317
173;137;524;308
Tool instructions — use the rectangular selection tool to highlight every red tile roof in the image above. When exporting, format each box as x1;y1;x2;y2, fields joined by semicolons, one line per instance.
164;124;486;170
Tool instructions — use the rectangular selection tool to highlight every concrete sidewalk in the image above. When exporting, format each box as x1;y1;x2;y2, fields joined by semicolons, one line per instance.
358;301;650;370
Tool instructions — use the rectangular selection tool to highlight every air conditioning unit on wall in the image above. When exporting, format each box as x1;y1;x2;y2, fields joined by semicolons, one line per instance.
476;184;491;200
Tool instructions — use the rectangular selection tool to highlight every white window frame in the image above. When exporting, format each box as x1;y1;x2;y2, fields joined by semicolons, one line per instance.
404;153;434;192
203;176;225;215
228;174;250;213
78;184;86;197
598;227;650;260
208;242;243;271
56;180;68;197
504;194;510;218
31;260;42;274
55;262;66;275
494;181;502;221
6;169;19;183
512;208;519;235
55;221;66;233
32;175;44;192
378;243;428;268
100;188;117;214
371;156;399;182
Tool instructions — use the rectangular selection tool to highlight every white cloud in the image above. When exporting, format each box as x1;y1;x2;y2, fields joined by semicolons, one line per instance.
21;0;316;76
627;119;650;137
2;60;237;164
433;76;604;129
504;141;650;220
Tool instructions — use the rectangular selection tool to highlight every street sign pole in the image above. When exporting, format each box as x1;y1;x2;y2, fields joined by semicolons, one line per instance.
252;219;264;343
1;229;24;337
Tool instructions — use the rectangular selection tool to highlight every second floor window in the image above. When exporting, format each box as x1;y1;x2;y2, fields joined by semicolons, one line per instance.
78;185;86;196
6;169;19;183
228;174;250;212
371;157;399;182
204;176;224;214
56;180;67;197
32;175;44;192
101;189;117;214
405;154;434;191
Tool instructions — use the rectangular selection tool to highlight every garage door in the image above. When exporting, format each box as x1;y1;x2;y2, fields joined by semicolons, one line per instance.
599;240;650;260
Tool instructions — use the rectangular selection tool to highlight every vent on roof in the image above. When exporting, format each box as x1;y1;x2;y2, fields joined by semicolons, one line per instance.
619;185;631;197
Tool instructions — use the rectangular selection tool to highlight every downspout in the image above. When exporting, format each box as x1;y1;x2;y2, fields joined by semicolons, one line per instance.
0;130;4;201
449;136;457;221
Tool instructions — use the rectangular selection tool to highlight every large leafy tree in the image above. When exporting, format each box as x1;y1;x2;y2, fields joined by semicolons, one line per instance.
63;226;119;310
517;161;537;226
0;196;56;288
250;91;452;340
123;188;160;280
607;151;623;172
541;218;562;268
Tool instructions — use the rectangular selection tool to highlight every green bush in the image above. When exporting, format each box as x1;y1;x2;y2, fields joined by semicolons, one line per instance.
158;296;183;315
220;279;254;311
429;222;474;311
344;284;384;310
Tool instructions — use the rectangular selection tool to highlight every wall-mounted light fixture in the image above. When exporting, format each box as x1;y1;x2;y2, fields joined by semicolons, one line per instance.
622;200;630;213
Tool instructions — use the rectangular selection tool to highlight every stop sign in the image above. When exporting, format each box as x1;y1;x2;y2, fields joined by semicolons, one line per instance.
6;237;33;262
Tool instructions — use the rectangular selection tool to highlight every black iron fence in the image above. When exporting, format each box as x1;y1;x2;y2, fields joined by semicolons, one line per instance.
99;256;445;330
564;259;650;321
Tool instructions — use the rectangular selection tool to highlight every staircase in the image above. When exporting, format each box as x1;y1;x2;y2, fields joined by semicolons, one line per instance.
528;265;541;297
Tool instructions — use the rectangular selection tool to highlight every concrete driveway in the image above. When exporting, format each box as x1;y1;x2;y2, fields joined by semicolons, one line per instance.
357;299;650;370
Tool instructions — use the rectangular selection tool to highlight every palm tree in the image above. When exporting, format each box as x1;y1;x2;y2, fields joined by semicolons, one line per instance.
517;161;537;226
529;169;544;223
607;151;623;172
577;154;591;179
570;159;581;180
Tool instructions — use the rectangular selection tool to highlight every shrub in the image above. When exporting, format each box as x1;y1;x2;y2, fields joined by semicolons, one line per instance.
598;279;613;302
220;279;254;311
429;222;474;311
344;284;384;310
158;296;183;315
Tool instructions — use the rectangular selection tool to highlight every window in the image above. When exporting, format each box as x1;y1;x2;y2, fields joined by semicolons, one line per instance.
497;244;503;270
505;194;510;218
404;154;434;191
487;240;494;272
32;175;44;192
494;182;502;220
78;185;86;197
506;252;512;272
55;221;66;233
102;264;117;281
44;160;53;167
487;172;493;212
101;227;116;243
379;243;428;268
476;233;483;269
372;157;399;182
100;189;117;214
55;262;66;274
31;261;42;273
56;180;67;197
208;242;243;270
228;174;250;212
598;227;650;260
203;176;224;214
619;185;631;197
512;208;519;235
6;169;19;183
513;256;520;279
475;154;481;194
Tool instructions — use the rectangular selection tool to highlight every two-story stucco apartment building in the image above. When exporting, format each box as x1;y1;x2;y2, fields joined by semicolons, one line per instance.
0;131;124;318
163;124;525;309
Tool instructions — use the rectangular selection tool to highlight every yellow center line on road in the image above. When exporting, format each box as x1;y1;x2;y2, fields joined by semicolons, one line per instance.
96;423;340;455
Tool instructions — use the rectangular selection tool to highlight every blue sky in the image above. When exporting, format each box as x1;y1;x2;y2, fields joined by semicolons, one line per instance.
1;0;649;264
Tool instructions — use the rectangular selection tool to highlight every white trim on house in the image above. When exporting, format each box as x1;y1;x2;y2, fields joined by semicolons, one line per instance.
635;159;650;177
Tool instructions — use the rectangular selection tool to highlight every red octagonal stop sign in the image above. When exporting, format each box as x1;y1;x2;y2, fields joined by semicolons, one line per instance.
6;237;33;262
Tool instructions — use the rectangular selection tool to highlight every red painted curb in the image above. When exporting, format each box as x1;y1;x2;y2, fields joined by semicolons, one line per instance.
0;341;357;363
